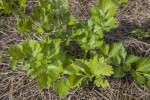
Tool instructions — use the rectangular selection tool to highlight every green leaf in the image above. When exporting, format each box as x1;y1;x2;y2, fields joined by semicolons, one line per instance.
72;60;91;76
89;57;114;76
47;64;63;82
136;58;150;73
113;66;126;78
119;45;127;62
125;54;140;64
17;19;33;34
7;45;26;61
9;58;18;70
15;0;28;8
31;8;41;22
131;69;145;85
109;42;123;58
98;0;113;13
94;75;103;87
99;42;109;57
38;73;51;88
122;64;131;72
111;55;121;66
100;79;109;88
0;0;13;14
145;79;150;89
21;39;41;58
54;78;71;98
42;23;53;32
69;73;85;87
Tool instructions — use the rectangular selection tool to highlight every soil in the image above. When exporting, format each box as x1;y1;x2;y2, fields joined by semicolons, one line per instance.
0;0;150;100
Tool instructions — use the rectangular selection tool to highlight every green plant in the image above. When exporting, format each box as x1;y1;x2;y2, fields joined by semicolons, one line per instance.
1;0;150;98
130;29;150;39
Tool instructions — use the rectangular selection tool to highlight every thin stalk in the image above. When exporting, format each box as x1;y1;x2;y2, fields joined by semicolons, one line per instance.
83;50;88;59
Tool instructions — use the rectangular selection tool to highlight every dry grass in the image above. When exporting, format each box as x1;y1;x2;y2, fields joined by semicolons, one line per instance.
0;0;150;100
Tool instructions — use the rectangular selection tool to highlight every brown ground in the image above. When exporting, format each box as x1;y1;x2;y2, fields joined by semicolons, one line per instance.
0;0;150;100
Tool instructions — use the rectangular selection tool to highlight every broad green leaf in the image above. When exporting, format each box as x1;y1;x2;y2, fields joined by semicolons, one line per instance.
136;58;150;73
111;55;121;66
72;60;91;76
105;5;117;19
47;64;63;82
100;79;109;88
125;54;140;64
131;69;145;85
21;39;41;58
98;0;113;13
54;78;71;98
38;73;51;88
7;45;26;61
31;8;40;22
69;73;85;87
89;57;114;76
122;64;131;72
109;42;122;58
9;58;18;70
42;23;53;32
90;7;100;16
99;42;109;56
17;19;33;34
113;67;125;78
119;46;127;62
94;75;103;87
67;17;78;25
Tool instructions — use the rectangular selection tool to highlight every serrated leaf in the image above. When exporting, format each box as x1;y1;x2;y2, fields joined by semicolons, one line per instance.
125;54;140;64
42;23;53;32
111;55;121;66
98;0;113;13
90;7;100;16
131;69;145;85
9;58;18;70
136;58;150;73
69;73;85;87
109;42;122;58
7;45;26;61
122;64;131;72
72;60;91;76
99;42;109;57
38;73;51;88
113;67;125;78
94;75;103;87
31;8;40;22
17;19;33;34
119;46;127;62
21;39;41;58
89;57;114;76
100;79;109;88
47;64;63;82
54;78;71;98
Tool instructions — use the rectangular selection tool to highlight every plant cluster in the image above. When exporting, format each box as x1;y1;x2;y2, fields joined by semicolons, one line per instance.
1;0;150;98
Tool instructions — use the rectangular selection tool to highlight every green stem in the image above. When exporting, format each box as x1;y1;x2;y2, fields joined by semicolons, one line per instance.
11;0;29;21
83;50;88;59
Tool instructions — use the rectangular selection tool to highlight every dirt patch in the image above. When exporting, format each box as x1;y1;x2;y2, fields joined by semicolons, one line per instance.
0;0;150;100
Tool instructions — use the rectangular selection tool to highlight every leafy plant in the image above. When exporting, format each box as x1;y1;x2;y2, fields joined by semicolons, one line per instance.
1;0;150;98
130;29;150;39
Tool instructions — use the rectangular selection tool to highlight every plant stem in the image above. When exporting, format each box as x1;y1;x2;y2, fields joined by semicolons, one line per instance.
83;50;88;59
